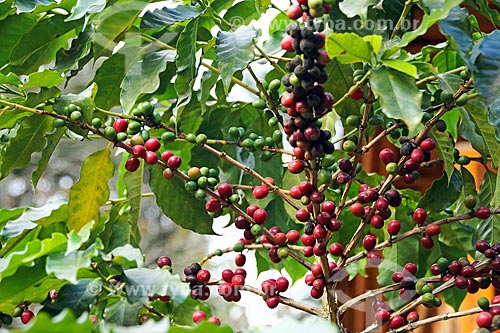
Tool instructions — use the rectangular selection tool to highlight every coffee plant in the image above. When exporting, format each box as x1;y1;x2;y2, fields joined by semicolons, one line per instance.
1;0;500;332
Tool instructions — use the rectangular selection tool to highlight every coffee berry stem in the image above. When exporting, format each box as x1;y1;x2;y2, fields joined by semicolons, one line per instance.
338;276;443;315
392;304;500;333
246;65;282;123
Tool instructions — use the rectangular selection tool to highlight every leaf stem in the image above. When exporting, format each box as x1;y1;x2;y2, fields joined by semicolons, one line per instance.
254;43;287;75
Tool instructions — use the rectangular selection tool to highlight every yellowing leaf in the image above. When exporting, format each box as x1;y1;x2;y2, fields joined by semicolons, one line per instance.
67;145;114;231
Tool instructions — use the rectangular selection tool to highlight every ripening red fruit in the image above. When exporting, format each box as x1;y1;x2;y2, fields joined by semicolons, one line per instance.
20;310;35;324
476;311;493;328
246;205;259;217
113;118;128;133
299;181;314;196
349;86;364;100
253;185;269;199
317;49;330;65
421;235;434;249
205;199;221;213
406;311;419;323
475;207;492;220
167;155;182;169
276;277;289;292
131;144;146;158
379;148;395;164
221;269;234;283
413;208;427;224
322;201;335;214
420;137;436;151
157;255;172;268
389;315;405;329
410;148;425;163
196;269;211;283
289;186;303;199
208;316;221;325
311;264;324;278
235;253;246;267
286;230;300;244
261;279;277;296
161;151;173;162
253;208;268;224
217;183;233;199
144;151;158;165
375;197;389;211
350;203;365;218
145;138;161;152
296;209;310;222
367;251;382;266
387;220;401;235
425;224;441;236
231;274;245;286
125;157;140;172
403;263;418;276
280;35;294;52
362;235;377;251
192;310;207;323
301;234;316;247
375;309;390;323
286;4;303;19
266;295;280;309
392;272;404;283
329;242;343;256
288;160;304;174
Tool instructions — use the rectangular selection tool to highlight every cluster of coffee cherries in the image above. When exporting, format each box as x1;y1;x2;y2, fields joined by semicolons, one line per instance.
191;310;221;326
216;255;249;303
261;277;290;308
474;296;500;332
379;136;436;185
429;239;500;292
183;262;212;301
304;261;338;299
373;299;420;330
280;0;336;164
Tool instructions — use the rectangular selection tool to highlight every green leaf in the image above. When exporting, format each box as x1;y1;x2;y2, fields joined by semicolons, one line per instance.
477;215;500;245
67;221;94;254
120;49;175;113
384;0;463;57
418;169;462;213
369;67;423;133
430;128;455;184
0;232;66;280
9;15;81;74
32;128;65;188
55;27;94;73
0;13;37;67
461;99;500;167
478;171;497;207
326;33;376;64
122;268;189;304
1;201;66;239
21;69;64;90
323;59;360;115
141;4;202;29
67;0;106;21
46;240;103;283
472;30;500;107
338;0;378;24
441;286;467;312
9;309;93;333
12;0;57;13
0;262;65;314
104;299;142;326
109;244;144;269
174;18;199;113
42;279;102;317
124;162;144;246
0;115;52;181
0;72;21;86
382;59;418;78
0;207;26;232
91;0;149;58
223;0;260;26
149;166;214;234
439;6;473;68
255;0;271;14
0;109;31;129
67;145;115;231
216;25;258;94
